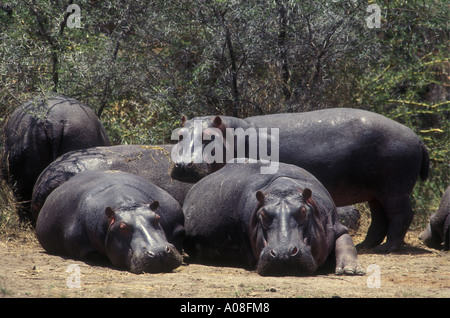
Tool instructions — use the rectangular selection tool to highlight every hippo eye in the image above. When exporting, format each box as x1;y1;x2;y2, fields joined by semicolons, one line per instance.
119;222;132;235
295;207;307;225
151;214;161;226
259;210;272;229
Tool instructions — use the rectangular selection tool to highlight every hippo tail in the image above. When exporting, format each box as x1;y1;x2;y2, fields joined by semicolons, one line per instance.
419;140;429;181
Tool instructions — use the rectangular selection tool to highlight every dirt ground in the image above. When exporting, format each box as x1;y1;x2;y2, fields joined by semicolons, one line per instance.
0;224;449;299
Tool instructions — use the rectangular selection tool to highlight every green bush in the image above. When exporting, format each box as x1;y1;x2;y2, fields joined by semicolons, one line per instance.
0;0;447;229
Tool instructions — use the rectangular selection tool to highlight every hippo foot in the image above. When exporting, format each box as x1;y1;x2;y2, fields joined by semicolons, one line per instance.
373;240;405;254
335;262;365;276
335;234;365;276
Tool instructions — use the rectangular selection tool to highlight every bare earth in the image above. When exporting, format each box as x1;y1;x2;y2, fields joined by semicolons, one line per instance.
0;226;449;299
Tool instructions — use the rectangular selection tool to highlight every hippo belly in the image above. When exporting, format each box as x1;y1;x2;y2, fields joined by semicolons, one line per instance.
36;171;184;273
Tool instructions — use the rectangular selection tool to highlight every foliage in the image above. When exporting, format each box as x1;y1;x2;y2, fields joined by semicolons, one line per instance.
0;0;448;221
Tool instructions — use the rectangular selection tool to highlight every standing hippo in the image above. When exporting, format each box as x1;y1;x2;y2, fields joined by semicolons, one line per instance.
171;108;429;252
419;186;449;251
31;144;193;221
183;160;364;276
2;94;110;222
36;171;184;273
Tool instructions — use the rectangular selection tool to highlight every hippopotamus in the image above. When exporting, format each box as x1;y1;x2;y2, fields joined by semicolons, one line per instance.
336;206;361;231
171;108;429;252
2;94;110;222
419;186;450;251
36;171;184;273
31;144;193;221
182;160;364;276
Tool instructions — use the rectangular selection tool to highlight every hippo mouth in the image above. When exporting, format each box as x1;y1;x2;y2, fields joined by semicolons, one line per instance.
256;244;317;276
129;245;183;274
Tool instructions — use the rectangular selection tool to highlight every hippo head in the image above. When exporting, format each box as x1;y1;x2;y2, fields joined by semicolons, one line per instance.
171;116;229;183
104;201;182;273
249;180;329;276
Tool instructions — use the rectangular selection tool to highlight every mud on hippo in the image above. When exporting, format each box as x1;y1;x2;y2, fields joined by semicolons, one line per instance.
36;171;184;273
171;108;429;253
182;160;365;276
2;94;110;222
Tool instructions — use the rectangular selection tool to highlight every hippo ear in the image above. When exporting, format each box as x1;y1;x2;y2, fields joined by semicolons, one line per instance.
213;116;222;127
256;191;266;204
105;207;116;225
149;201;160;211
181;115;188;126
302;188;312;201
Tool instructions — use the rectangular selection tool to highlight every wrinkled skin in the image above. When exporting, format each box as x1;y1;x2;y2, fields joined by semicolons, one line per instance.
172;109;429;253
36;171;184;273
336;206;361;231
183;160;364;276
2;94;110;222
419;186;449;251
31;144;193;221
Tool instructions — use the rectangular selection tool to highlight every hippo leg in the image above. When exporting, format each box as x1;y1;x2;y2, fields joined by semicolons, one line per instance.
357;199;388;250
376;196;414;253
335;233;365;275
419;224;443;250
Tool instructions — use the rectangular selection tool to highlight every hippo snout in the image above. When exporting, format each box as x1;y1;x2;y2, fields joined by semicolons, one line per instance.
268;246;300;259
174;162;193;169
257;244;317;276
131;244;182;274
171;161;210;183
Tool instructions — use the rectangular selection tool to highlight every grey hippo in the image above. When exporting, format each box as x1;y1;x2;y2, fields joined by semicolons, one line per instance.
36;171;184;273
2;94;110;222
182;160;365;276
31;144;193;221
171;108;429;252
419;186;449;251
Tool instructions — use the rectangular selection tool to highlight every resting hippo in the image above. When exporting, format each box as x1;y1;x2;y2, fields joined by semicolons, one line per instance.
171;108;429;252
36;171;184;273
336;206;361;231
183;160;364;276
2;94;110;222
31;144;193;221
419;186;450;251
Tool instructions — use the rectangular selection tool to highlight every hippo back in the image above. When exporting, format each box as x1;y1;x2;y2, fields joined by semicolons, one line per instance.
31;144;193;220
2;94;110;222
245;108;427;204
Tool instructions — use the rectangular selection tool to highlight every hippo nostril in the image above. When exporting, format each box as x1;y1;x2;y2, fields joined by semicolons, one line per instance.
291;247;298;257
270;250;277;258
165;245;171;253
186;162;193;168
147;251;155;258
